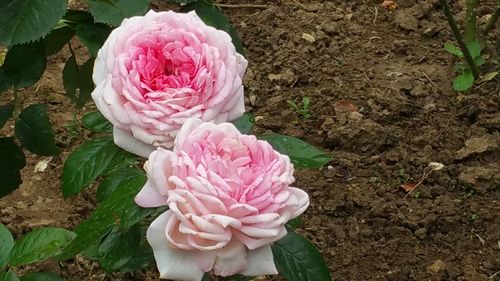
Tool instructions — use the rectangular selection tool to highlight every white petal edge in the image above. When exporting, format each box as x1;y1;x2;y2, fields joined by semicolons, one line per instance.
134;181;168;208
113;126;155;158
147;211;205;281
240;245;278;276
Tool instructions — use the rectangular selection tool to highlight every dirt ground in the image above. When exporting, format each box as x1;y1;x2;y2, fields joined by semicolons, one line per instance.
1;0;499;280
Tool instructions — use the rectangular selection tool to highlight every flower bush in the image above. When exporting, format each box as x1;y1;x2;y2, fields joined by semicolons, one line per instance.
92;10;247;157
135;118;310;280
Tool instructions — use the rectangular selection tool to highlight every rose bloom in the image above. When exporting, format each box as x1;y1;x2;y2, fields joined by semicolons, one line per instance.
91;10;247;158
135;118;309;281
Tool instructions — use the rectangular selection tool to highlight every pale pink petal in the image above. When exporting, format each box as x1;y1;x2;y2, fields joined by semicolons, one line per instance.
234;227;287;250
113;126;155;158
240;245;278;276
146;211;205;281
135;181;168;208
212;240;247;277
288;187;310;218
174;118;203;150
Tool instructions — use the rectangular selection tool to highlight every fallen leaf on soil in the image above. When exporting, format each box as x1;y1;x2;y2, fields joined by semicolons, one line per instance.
34;157;52;172
476;71;498;84
381;0;398;10
400;183;416;192
334;100;357;114
456;134;498;159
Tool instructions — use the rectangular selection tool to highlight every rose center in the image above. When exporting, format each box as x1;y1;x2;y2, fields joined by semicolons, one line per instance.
132;42;197;95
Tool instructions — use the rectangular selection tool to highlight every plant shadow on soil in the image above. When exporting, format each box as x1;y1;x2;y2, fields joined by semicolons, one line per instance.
0;0;499;280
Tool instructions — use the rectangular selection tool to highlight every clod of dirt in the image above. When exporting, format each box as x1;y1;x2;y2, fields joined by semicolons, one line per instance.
456;134;498;159
427;259;446;274
326;119;391;153
458;166;500;192
334;100;360;123
268;69;297;86
414;227;428;239
395;10;419;31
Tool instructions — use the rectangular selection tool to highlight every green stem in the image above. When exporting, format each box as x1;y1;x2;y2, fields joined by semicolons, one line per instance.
465;0;478;43
440;0;480;79
483;1;500;35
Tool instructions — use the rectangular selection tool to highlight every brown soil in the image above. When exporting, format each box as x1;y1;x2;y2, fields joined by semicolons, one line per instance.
1;0;499;280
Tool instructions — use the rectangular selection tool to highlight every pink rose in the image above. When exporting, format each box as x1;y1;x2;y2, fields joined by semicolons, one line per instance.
135;118;309;281
91;10;247;158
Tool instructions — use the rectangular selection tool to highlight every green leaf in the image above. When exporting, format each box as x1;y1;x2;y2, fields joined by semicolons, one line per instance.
0;104;14;129
271;232;331;281
43;27;75;56
444;43;463;58
61;136;136;197
259;134;332;168
87;0;150;26
0;70;12;92
453;69;474;92
96;225;141;271
0;137;25;197
58;174;154;260
286;217;302;231
0;270;19;281
181;0;245;55
0;0;67;46
75;23;112;57
15;104;60;156
466;41;481;59
20;272;63;281
63;10;94;25
96;167;144;203
474;56;485;66
82;111;112;133
2;42;46;89
201;274;212;281
8;227;75;266
118;244;154;272
0;223;14;270
232;112;254;134
63;56;95;108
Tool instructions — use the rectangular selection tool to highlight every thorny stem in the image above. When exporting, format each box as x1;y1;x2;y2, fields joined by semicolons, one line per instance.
439;0;480;79
483;1;500;35
465;0;478;44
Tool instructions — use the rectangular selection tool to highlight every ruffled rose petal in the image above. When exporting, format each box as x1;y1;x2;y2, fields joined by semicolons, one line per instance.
289;187;310;218
113;126;155;158
136;118;312;280
212;240;247;277
174;117;203;150
135;181;168;208
90;10;247;158
147;211;205;281
240;245;278;276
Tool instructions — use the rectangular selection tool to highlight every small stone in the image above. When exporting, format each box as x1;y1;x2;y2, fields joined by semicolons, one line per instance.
414;228;427;239
301;33;316;43
427;259;446;274
324;165;336;178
